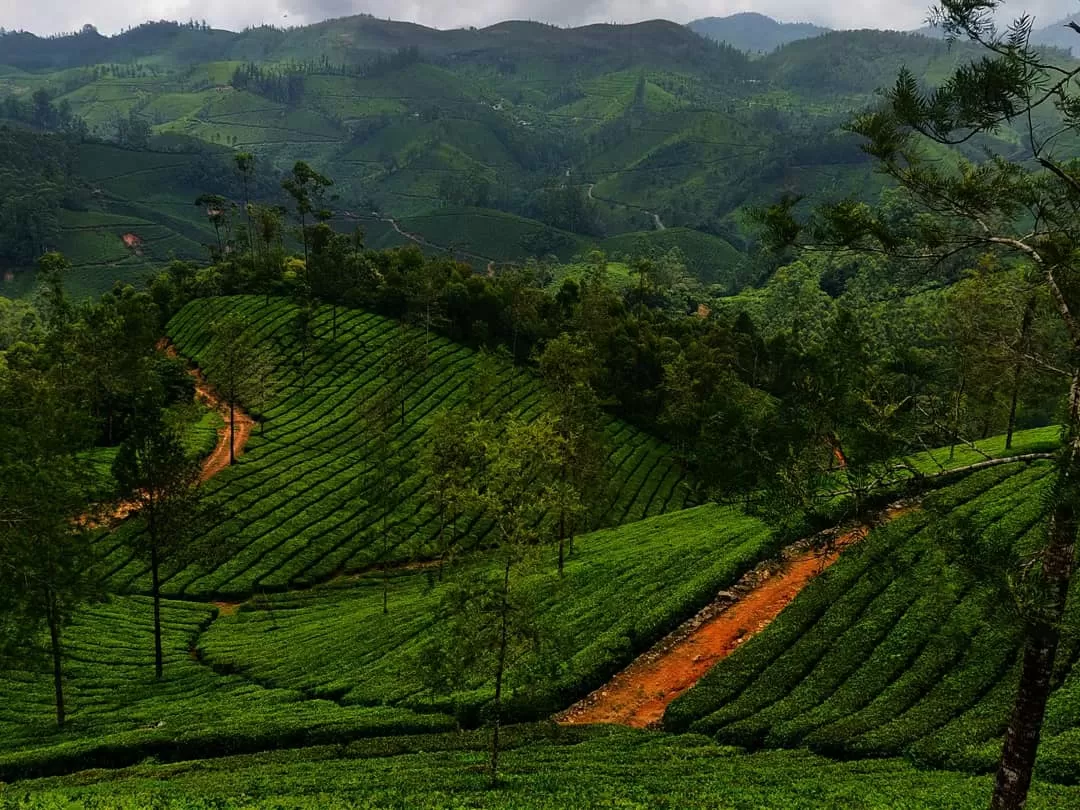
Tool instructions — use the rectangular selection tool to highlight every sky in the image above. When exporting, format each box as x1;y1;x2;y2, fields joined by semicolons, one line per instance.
1;0;1078;39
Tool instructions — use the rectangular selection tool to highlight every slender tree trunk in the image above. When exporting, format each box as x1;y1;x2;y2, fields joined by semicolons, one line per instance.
990;369;1080;810
47;592;65;729
949;379;966;462
558;508;566;576
151;532;164;679
491;555;512;788
300;212;308;269
243;179;255;268
383;515;389;615
437;507;446;582
1006;371;1022;451
1006;298;1036;451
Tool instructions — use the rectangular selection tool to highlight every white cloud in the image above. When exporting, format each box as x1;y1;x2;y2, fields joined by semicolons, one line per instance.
2;0;1078;39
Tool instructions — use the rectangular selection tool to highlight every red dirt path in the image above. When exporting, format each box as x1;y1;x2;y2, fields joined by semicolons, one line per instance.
86;344;254;529
558;506;910;728
162;340;254;481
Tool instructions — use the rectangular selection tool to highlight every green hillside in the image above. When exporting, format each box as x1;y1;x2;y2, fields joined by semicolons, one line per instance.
197;503;774;721
0;19;1026;295
666;461;1080;781
98;296;696;597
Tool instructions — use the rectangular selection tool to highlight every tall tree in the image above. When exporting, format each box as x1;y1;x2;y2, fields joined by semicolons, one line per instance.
421;408;486;579
113;416;206;678
195;194;228;258
421;415;562;786
203;313;271;465
761;5;1080;805
0;359;100;728
234;152;257;268
539;334;608;573
281;161;333;270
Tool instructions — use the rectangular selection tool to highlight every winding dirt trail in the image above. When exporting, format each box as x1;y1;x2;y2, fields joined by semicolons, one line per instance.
586;183;665;231
87;344;254;529
161;340;255;481
557;505;911;728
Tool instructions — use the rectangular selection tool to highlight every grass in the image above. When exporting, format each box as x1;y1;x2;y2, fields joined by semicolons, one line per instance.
0;596;453;781
399;208;590;262
98;296;696;598
9;727;1080;808
196;502;776;722
664;460;1080;782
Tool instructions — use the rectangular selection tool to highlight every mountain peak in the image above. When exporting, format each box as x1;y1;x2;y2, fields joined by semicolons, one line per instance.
687;13;830;53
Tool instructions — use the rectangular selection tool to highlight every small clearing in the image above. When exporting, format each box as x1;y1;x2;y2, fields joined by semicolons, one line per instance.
558;505;911;728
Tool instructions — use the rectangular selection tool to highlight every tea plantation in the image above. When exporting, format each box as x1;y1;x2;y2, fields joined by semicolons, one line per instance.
10;729;1080;809
100;296;697;598
196;502;776;722
0;596;453;782
665;461;1080;782
4;296;1079;805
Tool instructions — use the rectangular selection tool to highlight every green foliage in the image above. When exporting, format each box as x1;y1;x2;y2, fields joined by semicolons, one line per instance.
10;730;1080;809
665;461;1080;778
196;502;774;725
102;296;694;597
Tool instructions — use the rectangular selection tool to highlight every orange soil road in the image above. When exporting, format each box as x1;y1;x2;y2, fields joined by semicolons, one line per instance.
558;508;909;728
162;340;255;481
87;343;254;529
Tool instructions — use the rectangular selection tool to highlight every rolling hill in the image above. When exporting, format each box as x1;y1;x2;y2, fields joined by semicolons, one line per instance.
0;17;1026;296
97;295;698;598
688;13;831;54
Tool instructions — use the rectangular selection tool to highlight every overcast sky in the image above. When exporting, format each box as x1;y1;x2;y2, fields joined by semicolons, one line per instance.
2;0;1078;39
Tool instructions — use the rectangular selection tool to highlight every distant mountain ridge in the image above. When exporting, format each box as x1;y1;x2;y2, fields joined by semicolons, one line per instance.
1031;13;1080;55
0;17;741;71
687;13;830;53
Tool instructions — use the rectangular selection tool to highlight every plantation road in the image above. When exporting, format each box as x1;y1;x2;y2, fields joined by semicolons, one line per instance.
559;506;910;727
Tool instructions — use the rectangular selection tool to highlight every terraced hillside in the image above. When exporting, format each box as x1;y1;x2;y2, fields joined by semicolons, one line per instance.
665;461;1080;782
3;20;1007;295
0;596;454;779
98;296;697;598
195;503;775;721
1;495;774;776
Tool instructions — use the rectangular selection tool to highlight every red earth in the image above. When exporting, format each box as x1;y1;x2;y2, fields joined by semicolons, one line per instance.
558;506;910;728
87;343;254;529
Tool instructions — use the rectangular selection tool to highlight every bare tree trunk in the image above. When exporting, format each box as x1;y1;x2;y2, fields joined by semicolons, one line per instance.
47;592;65;729
991;370;1080;810
491;555;512;787
950;378;966;462
383;515;390;615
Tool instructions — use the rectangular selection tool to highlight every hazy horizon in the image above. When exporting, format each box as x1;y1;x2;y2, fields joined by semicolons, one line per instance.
2;0;1077;42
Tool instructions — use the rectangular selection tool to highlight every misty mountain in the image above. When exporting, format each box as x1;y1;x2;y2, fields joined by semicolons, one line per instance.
687;12;830;54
